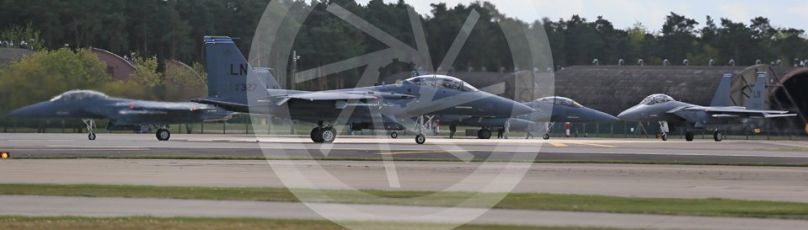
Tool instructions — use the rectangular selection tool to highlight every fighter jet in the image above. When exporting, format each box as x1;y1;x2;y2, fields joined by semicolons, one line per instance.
7;90;233;141
441;96;619;140
193;36;534;144
617;73;796;142
522;96;619;139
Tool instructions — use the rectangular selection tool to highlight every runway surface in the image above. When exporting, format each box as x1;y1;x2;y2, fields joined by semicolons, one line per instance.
2;195;806;230
4;133;808;165
3;133;808;228
2;159;808;202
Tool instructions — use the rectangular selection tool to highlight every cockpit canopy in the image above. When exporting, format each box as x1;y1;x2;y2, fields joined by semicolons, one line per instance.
640;94;675;105
405;75;479;92
535;96;583;108
50;90;110;102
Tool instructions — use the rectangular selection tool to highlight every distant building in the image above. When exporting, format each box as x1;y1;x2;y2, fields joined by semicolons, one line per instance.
91;48;135;81
0;48;34;65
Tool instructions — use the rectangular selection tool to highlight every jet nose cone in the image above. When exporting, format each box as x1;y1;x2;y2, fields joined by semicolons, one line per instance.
514;102;536;115
617;109;634;121
595;111;620;122
7;102;53;118
8;105;37;118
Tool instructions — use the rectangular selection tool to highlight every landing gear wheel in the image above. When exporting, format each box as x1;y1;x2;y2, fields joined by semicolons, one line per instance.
321;127;336;143
390;132;399;139
88;132;97;141
713;131;723;142
415;134;426;145
156;129;171;141
685;132;695;142
310;128;324;143
542;133;551;140
477;129;492;139
660;133;668;141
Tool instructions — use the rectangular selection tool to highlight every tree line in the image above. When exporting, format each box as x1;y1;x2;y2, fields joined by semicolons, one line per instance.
2;0;806;68
1;0;807;92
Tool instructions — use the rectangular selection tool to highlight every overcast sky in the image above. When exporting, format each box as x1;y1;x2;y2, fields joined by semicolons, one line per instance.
355;0;808;32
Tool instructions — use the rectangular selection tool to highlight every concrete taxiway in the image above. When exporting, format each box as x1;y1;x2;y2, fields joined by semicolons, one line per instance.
3;133;808;229
2;195;806;230
3;133;808;165
2;159;808;202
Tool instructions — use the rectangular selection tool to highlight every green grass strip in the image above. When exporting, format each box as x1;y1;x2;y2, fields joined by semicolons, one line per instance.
0;216;613;230
1;184;807;219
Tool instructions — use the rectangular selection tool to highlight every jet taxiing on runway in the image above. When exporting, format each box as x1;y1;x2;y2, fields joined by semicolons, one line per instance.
7;90;233;141
521;96;619;139
441;96;618;140
193;36;534;144
618;73;796;141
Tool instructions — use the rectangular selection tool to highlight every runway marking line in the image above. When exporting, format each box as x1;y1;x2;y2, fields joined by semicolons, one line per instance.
548;142;568;147
378;150;469;155
575;143;617;148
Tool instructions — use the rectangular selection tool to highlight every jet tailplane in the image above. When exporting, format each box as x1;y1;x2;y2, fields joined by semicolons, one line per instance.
746;72;768;110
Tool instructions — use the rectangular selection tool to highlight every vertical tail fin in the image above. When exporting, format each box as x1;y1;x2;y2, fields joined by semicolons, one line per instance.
204;36;279;105
746;72;768;110
710;73;733;107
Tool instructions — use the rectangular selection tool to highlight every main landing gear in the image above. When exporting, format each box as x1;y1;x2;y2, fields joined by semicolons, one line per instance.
713;129;723;142
685;131;695;142
684;129;722;142
310;121;336;143
156;127;171;141
477;128;492;139
415;133;426;145
83;119;97;140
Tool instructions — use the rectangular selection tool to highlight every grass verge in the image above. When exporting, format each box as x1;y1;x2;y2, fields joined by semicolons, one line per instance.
1;184;808;219
0;216;613;230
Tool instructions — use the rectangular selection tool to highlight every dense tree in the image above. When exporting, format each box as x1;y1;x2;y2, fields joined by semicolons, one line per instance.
0;48;112;112
0;0;805;78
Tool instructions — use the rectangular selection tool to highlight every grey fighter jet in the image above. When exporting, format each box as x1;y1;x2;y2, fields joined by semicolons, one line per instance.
193;36;534;144
441;96;618;140
7;90;233;141
523;96;619;139
617;73;796;142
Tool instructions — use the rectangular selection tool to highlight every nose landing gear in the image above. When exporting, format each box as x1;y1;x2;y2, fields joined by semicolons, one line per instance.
82;119;97;141
658;121;669;142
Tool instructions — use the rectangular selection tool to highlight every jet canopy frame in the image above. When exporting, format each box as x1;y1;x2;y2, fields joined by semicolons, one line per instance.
405;75;479;92
50;90;110;102
535;96;583;108
640;94;675;105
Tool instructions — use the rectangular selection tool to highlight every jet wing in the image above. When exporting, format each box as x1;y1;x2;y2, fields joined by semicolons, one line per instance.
274;90;415;106
116;101;216;112
680;106;796;118
191;99;249;113
283;92;379;101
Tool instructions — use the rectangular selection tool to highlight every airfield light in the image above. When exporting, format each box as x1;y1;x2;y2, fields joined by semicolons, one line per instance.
1;152;9;159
